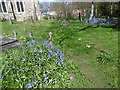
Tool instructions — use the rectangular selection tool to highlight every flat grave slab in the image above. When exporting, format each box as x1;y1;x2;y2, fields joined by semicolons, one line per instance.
0;35;18;51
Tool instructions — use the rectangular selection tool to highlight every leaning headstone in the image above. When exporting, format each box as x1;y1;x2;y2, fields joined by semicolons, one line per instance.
60;20;68;26
29;31;33;38
13;31;18;40
0;35;18;51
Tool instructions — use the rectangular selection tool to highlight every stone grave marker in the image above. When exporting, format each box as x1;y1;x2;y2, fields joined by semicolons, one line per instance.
60;20;68;26
0;35;18;51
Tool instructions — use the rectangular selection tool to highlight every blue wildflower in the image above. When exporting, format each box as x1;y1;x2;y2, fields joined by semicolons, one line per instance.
12;65;17;70
41;56;45;61
45;77;49;82
0;75;4;80
33;78;40;84
22;58;26;63
57;62;61;66
48;54;52;59
60;54;64;61
23;46;27;50
47;49;52;53
39;40;44;43
25;68;28;70
30;39;35;47
51;45;56;50
43;40;48;45
54;52;58;56
44;74;49;82
38;50;42;53
26;83;34;88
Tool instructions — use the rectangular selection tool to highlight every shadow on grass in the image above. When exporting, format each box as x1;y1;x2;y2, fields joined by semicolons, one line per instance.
58;25;92;46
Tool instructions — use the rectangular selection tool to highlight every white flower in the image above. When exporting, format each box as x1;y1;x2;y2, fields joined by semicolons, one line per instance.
86;44;91;48
49;79;52;83
70;76;74;80
78;38;81;40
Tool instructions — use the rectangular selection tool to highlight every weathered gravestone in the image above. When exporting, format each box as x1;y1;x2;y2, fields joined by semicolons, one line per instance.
0;35;18;51
48;32;53;46
60;20;68;26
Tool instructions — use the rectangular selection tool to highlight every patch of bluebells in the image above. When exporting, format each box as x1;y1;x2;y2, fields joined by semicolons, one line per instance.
85;17;118;24
27;39;66;66
2;38;69;88
26;82;34;88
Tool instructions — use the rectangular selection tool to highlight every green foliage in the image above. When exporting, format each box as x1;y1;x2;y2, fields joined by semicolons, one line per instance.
1;39;77;88
97;50;113;64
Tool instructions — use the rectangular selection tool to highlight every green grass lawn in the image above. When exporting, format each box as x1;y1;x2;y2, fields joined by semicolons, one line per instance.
1;20;118;88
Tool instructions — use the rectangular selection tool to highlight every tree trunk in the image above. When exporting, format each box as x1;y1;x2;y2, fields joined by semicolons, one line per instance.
79;12;81;22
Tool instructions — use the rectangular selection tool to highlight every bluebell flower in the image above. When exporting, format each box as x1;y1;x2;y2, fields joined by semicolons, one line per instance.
12;65;17;70
40;40;48;45
33;78;40;84
48;54;52;59
23;46;27;50
31;39;35;44
45;77;49;80
0;75;4;80
56;49;62;54
26;83;34;88
41;57;45;61
51;45;56;50
30;39;35;47
47;49;52;53
45;77;49;82
54;52;58;56
37;50;42;53
22;58;26;63
60;54;64;61
44;74;49;82
34;78;40;83
43;40;48;45
25;68;29;70
39;40;44;43
57;62;61;66
41;56;45;61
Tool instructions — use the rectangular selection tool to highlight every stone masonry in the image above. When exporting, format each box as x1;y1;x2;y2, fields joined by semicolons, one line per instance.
0;0;42;21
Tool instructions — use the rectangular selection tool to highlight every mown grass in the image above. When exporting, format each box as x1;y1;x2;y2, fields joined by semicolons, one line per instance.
1;20;118;88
